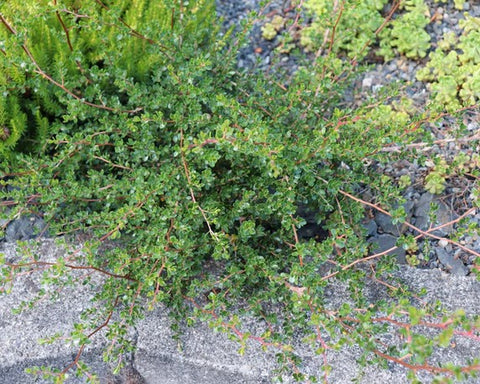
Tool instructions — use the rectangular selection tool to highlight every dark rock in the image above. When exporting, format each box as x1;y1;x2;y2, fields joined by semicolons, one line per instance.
414;192;433;218
436;248;468;276
374;200;413;236
363;219;378;237
368;234;406;264
375;212;400;235
0;219;8;233
4;216;48;242
413;193;456;236
297;222;326;240
296;204;328;240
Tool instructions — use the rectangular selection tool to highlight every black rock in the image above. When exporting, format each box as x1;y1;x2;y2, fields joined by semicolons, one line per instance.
436;248;468;276
374;200;414;236
4;216;48;242
368;234;407;264
413;193;456;236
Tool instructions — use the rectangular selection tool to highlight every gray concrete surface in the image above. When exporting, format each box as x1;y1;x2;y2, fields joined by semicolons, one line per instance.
1;239;480;383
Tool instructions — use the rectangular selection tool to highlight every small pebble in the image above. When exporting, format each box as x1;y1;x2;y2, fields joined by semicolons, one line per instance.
362;77;373;88
438;239;449;248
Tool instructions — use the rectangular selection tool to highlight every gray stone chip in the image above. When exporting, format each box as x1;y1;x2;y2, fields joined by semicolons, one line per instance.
3;216;48;242
436;248;469;276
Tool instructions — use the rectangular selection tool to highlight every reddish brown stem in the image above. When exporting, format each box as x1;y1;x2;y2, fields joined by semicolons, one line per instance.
54;4;74;52
326;1;344;56
60;296;120;376
6;259;137;282
374;348;480;376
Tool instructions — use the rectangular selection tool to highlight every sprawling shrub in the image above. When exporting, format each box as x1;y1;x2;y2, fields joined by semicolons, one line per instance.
1;1;479;383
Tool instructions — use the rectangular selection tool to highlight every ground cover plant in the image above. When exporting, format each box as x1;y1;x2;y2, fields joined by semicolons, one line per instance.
298;0;432;60
416;12;480;112
0;0;480;383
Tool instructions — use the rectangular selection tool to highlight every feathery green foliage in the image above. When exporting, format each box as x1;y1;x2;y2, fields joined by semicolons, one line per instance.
0;0;215;158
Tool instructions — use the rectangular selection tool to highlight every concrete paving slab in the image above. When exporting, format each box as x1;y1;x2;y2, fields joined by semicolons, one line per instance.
1;239;480;383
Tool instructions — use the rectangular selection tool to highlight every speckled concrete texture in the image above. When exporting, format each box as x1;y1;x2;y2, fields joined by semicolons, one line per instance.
1;240;480;383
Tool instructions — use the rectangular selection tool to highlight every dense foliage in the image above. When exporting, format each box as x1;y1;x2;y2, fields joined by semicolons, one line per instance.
1;1;479;383
0;0;215;157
